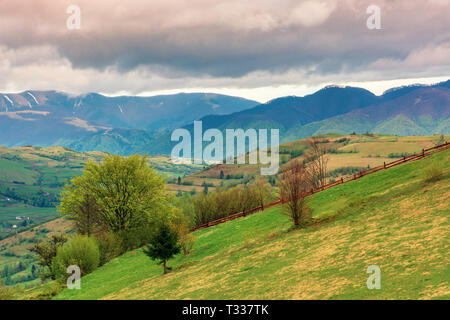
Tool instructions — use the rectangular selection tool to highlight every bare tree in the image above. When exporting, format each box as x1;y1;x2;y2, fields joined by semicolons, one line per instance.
305;137;329;188
279;161;312;226
253;177;269;210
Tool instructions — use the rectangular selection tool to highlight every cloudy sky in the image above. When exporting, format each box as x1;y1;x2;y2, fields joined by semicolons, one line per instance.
0;0;449;102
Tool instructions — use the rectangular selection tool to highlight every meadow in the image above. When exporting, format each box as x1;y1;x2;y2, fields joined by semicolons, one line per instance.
42;148;449;300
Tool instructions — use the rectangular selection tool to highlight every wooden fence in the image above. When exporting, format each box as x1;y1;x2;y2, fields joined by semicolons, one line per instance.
194;141;449;231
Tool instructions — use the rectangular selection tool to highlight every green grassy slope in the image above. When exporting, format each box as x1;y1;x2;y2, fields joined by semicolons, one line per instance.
0;147;202;238
53;149;449;300
0;146;203;287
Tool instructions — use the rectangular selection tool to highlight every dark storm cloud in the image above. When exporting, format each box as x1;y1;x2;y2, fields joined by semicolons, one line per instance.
0;0;448;77
0;0;449;98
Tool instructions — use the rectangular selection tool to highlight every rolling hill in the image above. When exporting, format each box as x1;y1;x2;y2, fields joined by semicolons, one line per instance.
0;146;203;239
40;147;449;300
0;146;204;287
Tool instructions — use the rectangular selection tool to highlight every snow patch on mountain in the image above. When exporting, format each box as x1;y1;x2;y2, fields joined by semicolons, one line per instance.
27;92;39;105
3;95;13;106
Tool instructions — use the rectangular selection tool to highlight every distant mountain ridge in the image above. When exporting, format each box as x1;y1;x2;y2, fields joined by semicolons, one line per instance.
0;80;448;155
0;91;259;148
195;80;450;143
195;86;380;132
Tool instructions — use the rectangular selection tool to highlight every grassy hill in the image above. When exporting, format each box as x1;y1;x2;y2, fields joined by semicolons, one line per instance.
0;146;106;238
0;146;203;237
166;134;448;193
45;148;449;300
0;146;203;287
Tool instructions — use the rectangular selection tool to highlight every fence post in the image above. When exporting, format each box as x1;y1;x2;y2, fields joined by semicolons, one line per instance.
341;177;344;184
422;149;425;157
384;162;386;169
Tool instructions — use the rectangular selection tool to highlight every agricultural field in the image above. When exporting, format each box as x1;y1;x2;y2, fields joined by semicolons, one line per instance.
0;146;105;238
0;146;203;238
1;134;447;291
0;146;203;287
36;146;448;300
165;133;448;194
0;218;73;287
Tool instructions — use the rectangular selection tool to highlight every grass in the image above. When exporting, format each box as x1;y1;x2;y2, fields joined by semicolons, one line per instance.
45;148;449;300
0;146;202;286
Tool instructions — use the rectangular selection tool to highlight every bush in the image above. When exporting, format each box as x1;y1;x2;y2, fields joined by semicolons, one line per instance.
52;235;100;282
118;223;157;252
172;223;196;256
0;280;15;300
34;282;66;300
96;233;123;266
29;234;67;280
423;163;444;183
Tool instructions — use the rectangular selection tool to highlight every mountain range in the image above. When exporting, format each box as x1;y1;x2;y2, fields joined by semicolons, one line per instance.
0;80;449;155
196;80;450;143
0;91;258;148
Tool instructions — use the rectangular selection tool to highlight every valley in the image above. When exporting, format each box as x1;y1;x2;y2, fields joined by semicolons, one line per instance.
1;133;447;289
20;147;447;300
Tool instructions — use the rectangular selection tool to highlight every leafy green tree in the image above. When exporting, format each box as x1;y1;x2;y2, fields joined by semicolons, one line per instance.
58;191;102;236
59;154;170;244
52;235;100;282
29;234;67;280
143;223;181;274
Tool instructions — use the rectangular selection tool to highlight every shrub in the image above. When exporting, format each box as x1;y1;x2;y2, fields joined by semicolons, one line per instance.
34;282;65;300
423;163;444;183
52;235;100;282
172;223;196;256
118;223;157;252
0;280;15;300
29;234;67;280
96;233;123;266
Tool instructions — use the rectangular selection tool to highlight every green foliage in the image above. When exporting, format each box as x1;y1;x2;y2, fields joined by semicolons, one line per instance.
0;279;15;300
172;222;196;256
327;166;366;178
29;234;68;280
191;184;262;226
59;154;173;248
143;224;181;274
387;152;412;158
34;282;66;300
96;233;124;266
52;235;100;282
54;149;450;300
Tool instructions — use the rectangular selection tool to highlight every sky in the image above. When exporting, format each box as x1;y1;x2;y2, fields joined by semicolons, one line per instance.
0;0;449;103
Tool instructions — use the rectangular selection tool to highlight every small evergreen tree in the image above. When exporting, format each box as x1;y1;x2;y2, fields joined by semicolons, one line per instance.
202;182;209;195
143;224;181;274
